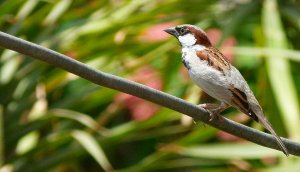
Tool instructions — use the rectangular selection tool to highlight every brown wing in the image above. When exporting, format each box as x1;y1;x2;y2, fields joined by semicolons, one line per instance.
230;87;259;122
196;47;231;75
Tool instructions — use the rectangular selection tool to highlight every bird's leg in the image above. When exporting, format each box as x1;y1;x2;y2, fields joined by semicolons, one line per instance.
209;102;230;121
198;103;220;109
199;102;229;121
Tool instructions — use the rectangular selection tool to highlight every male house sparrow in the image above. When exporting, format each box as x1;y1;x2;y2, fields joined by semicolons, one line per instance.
164;24;288;156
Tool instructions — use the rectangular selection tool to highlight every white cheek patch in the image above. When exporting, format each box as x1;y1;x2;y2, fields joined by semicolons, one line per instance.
178;34;196;47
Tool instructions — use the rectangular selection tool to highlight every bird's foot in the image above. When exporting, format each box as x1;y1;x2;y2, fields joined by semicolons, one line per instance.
209;109;222;122
198;102;229;122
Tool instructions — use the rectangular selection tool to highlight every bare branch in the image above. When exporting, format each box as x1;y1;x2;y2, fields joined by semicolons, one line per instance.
0;31;299;156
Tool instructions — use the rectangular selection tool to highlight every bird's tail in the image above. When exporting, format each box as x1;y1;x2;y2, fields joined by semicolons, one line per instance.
253;111;289;156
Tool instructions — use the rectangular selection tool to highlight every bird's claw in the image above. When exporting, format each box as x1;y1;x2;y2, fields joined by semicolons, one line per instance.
209;110;220;121
198;103;228;122
198;103;222;121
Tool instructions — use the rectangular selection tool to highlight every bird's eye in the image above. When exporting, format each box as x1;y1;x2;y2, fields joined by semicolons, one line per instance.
180;28;188;35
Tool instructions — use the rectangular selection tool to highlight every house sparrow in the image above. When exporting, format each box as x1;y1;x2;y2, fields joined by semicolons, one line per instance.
164;24;288;156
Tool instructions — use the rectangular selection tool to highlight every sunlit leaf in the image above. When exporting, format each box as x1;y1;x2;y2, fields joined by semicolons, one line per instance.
71;130;113;171
15;131;39;155
49;109;101;131
43;0;72;26
231;47;300;62
176;143;283;159
262;0;300;140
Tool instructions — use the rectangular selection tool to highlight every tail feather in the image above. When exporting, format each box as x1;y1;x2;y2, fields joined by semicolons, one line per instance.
228;76;288;155
252;111;289;156
231;99;289;155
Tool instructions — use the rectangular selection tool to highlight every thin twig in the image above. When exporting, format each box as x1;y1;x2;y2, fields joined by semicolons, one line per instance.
0;31;299;156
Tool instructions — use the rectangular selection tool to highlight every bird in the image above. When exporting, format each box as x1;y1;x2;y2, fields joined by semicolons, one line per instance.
164;24;289;156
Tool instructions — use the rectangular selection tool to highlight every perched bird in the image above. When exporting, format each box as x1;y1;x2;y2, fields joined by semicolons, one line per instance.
164;24;288;156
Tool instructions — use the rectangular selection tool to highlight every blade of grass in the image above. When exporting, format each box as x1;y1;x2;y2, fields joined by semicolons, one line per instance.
57;0;151;48
15;131;39;155
49;109;102;131
42;0;72;26
230;47;300;62
71;130;113;171
266;158;300;172
175;143;284;159
0;53;21;84
262;0;300;140
8;0;39;34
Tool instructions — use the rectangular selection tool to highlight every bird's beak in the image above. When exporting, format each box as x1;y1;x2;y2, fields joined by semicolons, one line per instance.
164;27;179;37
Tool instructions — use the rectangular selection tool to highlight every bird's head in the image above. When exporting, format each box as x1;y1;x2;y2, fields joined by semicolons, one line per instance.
164;24;212;48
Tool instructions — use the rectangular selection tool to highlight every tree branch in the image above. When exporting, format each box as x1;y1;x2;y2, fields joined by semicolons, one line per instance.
0;31;299;156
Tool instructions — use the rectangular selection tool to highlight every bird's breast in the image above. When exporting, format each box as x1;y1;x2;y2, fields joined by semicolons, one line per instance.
182;48;232;101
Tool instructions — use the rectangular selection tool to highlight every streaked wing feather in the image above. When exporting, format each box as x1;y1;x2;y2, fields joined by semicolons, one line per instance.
196;47;231;75
230;87;259;122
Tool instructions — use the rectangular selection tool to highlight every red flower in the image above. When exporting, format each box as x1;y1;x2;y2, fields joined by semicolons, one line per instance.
140;22;178;42
115;66;163;121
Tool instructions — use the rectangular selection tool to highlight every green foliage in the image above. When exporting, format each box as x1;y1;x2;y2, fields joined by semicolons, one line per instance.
1;0;300;171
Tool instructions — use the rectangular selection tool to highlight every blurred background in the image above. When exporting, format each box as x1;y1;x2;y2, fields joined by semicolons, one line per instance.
0;0;300;171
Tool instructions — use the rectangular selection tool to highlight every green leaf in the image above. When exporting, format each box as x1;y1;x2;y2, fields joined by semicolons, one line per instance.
233;47;300;62
43;0;72;26
49;109;101;131
262;0;300;140
177;143;283;159
71;130;113;171
15;131;39;155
